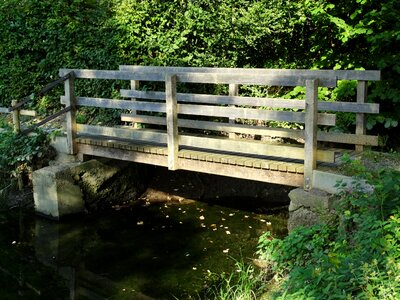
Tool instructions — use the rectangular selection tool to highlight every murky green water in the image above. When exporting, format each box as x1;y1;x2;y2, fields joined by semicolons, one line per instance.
0;200;287;299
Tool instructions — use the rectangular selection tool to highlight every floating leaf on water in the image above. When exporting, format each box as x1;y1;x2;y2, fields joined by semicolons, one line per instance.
199;215;205;220
192;267;197;270
260;219;266;223
244;215;249;218
221;218;226;221
222;249;229;253
137;221;144;225
229;213;235;217
225;231;231;235
200;223;206;228
166;215;169;218
266;222;272;225
248;226;252;229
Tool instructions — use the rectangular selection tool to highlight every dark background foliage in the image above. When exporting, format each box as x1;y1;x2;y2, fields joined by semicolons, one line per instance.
0;0;399;143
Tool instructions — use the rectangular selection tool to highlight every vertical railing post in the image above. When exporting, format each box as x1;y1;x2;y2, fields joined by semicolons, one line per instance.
64;73;77;155
356;80;368;152
228;83;239;139
11;100;23;190
304;79;318;191
11;100;21;134
166;74;178;170
130;79;140;128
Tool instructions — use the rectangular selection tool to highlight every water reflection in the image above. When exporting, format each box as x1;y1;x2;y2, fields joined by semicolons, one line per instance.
1;200;287;299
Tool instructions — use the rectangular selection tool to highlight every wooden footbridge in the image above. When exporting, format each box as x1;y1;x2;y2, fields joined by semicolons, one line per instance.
57;66;380;190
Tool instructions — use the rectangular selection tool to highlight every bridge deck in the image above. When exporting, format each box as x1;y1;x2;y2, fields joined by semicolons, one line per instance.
76;136;351;187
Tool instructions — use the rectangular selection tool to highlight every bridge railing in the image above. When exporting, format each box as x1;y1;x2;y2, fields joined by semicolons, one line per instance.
59;67;380;189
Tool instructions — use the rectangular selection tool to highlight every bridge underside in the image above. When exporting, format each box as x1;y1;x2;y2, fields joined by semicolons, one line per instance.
77;136;311;187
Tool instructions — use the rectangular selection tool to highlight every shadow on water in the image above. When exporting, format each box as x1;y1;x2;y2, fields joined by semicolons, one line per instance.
0;170;290;299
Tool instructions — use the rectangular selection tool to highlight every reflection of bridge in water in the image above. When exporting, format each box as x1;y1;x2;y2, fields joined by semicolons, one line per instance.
59;66;380;191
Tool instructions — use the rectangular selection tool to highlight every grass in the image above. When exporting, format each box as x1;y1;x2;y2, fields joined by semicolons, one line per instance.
194;258;265;300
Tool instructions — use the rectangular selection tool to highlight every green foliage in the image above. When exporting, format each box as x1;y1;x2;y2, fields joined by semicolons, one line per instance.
1;0;400;132
0;129;51;181
257;163;400;299
199;259;262;300
0;0;119;108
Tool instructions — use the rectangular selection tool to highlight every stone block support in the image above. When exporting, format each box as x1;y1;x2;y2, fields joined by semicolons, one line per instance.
33;163;84;220
287;188;335;232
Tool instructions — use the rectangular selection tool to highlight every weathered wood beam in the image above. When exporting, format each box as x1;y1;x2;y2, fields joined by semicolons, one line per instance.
356;81;368;152
76;124;167;144
166;74;179;170
304;79;318;190
120;65;381;81
64;75;77;154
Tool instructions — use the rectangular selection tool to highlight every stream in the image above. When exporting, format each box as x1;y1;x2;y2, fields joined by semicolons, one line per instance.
0;185;289;299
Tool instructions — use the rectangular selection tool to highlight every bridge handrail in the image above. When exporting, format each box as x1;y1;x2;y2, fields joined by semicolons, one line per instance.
59;66;381;190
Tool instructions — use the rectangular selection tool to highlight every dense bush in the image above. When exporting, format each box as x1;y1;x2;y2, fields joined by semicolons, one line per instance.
0;0;399;132
0;129;52;192
257;164;400;299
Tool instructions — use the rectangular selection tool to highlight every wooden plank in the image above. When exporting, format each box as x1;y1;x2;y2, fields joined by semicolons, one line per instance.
130;79;140;128
76;124;168;144
78;143;168;167
356;81;368;152
304;79;318;190
20;110;37;117
59;69;165;81
228;84;239;139
120;65;381;82
121;103;335;126
318;101;379;113
178;159;304;186
318;131;378;146
122;113;307;139
120;90;165;101
334;70;380;81
59;69;337;87
120;90;379;114
178;104;336;126
75;97;166;113
175;73;337;87
11;100;20;133
179;134;335;162
121;114;166;126
166;74;179;170
184;120;378;146
64;75;77;154
120;89;307;109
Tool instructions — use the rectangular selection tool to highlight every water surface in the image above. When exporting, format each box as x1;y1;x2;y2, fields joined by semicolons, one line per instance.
0;200;287;299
